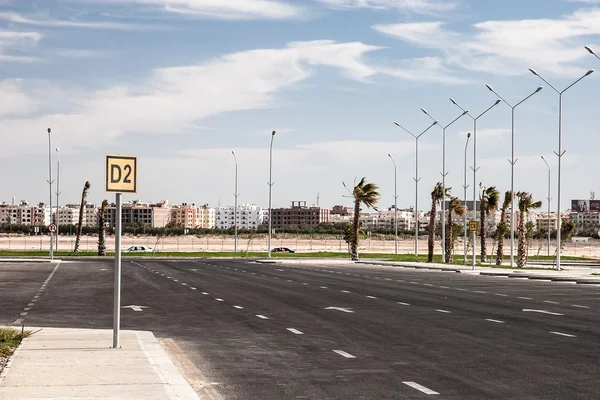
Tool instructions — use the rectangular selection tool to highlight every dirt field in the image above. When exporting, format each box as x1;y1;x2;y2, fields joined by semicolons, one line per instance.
0;234;598;258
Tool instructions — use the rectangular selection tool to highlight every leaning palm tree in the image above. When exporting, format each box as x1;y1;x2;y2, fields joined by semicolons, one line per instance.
495;191;512;266
516;191;542;267
428;182;449;263
479;185;499;263
445;196;466;263
344;177;380;261
73;181;91;253
98;199;108;256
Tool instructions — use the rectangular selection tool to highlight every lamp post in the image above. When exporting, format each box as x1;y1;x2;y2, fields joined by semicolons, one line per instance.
388;153;398;255
463;132;471;264
232;151;239;253
421;108;468;262
528;67;593;271
47;128;54;261
484;84;543;268
541;155;551;257
267;131;276;258
450;98;501;269
55;147;61;251
585;46;600;61
393;120;438;256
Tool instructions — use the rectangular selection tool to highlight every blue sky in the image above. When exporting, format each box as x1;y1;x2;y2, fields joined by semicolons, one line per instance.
1;0;600;212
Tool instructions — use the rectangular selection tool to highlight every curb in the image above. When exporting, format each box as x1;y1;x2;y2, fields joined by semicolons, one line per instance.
0;331;29;385
0;258;62;263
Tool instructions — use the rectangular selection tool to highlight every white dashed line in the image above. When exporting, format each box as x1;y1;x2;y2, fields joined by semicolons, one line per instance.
173;279;179;282
457;288;468;291
366;296;377;299
274;277;279;280
543;300;559;304
424;283;434;287
181;283;187;286
191;287;197;290
302;283;308;285
385;278;392;281
572;305;590;309
439;286;449;289
410;282;419;285
397;302;410;306
233;306;243;309
397;279;405;283
403;382;439;395
276;269;284;271
495;293;509;297
333;350;356;359
256;315;269;320
518;296;533;300
550;331;576;338
341;290;350;293
287;280;293;282
485;319;505;324
202;292;209;295
215;298;224;302
320;286;328;289
435;309;451;314
474;290;487;294
287;328;303;335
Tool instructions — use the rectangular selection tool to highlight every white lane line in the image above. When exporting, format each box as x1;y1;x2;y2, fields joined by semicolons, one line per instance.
403;382;439;395
495;293;509;297
333;350;356;359
397;279;405;282
550;331;576;338
181;283;188;286
341;290;350;293
233;305;243;309
366;295;377;299
234;269;238;271
320;286;328;289
397;302;410;306
302;283;309;285
274;277;279;280
439;285;449;289
543;300;560;304
287;280;293;282
256;315;269;320
572;304;590;309
424;283;434;287
522;309;564;316
173;279;179;282
435;309;451;314
215;298;224;302
474;290;487;294
518;296;533;300
251;273;256;275
201;292;209;295
485;319;505;324
287;328;303;335
410;281;419;285
166;276;171;279
457;288;468;291
385;278;392;281
191;287;197;290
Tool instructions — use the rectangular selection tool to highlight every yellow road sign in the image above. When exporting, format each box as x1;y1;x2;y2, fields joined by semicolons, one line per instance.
469;220;478;232
106;154;137;193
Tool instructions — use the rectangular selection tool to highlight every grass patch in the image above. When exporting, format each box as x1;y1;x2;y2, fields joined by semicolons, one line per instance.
0;327;30;358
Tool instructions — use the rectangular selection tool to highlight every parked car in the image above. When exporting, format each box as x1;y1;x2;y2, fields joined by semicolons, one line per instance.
272;247;295;253
124;245;153;253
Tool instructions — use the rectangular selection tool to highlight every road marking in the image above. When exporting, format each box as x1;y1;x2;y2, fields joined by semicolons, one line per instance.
20;312;28;316
167;276;171;279
439;285;449;289
495;293;509;297
23;307;31;311
435;309;451;313
122;305;147;312
543;300;559;304
456;288;468;291
424;283;434;287
190;287;197;290
474;290;487;294
234;268;238;271
410;281;419;284
287;328;303;335
397;279;405;282
366;296;377;299
256;315;269;320
274;277;279;279
325;307;354;313
215;298;224;302
385;278;392;281
485;319;505;324
403;382;439;395
287;280;293;282
233;305;243;309
181;283;187;286
341;290;350;293
320;286;328;289
522;309;564;316
550;331;576;338
251;273;256;275
518;296;533;300
333;350;356;359
302;283;308;285
173;279;179;282
27;303;34;307
397;302;410;306
202;292;209;295
572;304;590;309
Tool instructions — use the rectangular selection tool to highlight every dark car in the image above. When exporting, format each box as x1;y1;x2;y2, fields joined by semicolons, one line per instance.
272;247;295;253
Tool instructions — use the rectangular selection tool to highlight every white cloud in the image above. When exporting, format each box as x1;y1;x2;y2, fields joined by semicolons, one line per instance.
318;0;457;14
0;30;42;62
379;56;469;84
0;12;154;30
373;8;600;77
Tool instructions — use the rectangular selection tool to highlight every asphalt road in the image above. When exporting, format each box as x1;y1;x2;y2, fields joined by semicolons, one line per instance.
2;259;600;399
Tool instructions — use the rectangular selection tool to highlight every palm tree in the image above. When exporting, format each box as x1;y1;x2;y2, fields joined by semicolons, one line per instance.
98;199;108;256
345;177;380;261
516;191;542;267
495;191;512;265
445;196;466;263
73;181;91;253
479;185;499;263
428;182;449;263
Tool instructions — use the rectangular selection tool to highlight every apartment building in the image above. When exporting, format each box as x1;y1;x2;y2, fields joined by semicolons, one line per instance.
359;206;415;231
270;201;330;229
570;212;600;233
56;205;80;225
105;200;171;228
171;203;199;229
214;204;266;230
197;205;216;229
0;201;48;226
536;212;558;231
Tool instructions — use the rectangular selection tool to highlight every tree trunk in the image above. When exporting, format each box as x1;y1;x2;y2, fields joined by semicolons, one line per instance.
480;205;487;263
98;200;107;256
496;231;504;266
445;210;453;263
517;212;526;268
73;182;90;253
350;198;361;261
427;198;437;263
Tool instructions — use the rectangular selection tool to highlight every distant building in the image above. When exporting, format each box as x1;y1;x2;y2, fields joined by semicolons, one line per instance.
360;206;415;231
0;201;47;226
270;201;330;229
331;205;352;216
105;200;170;228
214;204;266;230
56;205;80;225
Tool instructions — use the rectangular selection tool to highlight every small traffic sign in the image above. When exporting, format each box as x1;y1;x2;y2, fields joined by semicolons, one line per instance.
48;223;57;233
469;220;479;232
105;154;137;193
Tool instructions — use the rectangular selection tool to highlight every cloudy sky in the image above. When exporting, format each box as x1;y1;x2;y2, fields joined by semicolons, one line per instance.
1;0;600;212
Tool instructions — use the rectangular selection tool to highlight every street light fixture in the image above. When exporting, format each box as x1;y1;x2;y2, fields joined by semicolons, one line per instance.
541;155;551;257
449;98;501;269
528;67;593;270
47;128;54;261
463;132;471;264
421;108;468;262
267;131;276;258
585;46;600;61
393;120;438;256
485;84;543;268
388;153;398;255
232;151;239;253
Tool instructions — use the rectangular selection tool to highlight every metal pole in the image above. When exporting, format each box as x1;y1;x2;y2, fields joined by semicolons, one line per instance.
542;156;551;257
472;119;477;269
441;126;446;260
556;95;562;270
113;192;122;349
232;151;238;253
47;128;54;261
267;131;275;258
510;107;515;267
55;148;60;251
414;136;419;256
463;133;471;264
388;154;398;255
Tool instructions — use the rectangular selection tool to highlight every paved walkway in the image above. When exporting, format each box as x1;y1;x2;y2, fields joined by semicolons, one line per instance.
0;327;201;400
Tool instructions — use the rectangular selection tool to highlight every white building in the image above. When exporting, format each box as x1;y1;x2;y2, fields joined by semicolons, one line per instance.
84;204;99;226
214;204;267;230
0;201;47;226
56;205;80;225
359;207;416;231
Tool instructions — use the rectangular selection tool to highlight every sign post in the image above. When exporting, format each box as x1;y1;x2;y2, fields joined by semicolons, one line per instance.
105;154;137;349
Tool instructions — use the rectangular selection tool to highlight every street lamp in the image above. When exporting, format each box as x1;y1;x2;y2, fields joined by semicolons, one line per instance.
388;153;398;255
55;147;61;251
463;132;471;264
267;131;276;258
585;46;600;61
528;68;593;270
421;108;468;262
541;155;552;257
393;120;438;256
485;84;543;268
450;98;501;269
47;128;54;261
232;151;239;253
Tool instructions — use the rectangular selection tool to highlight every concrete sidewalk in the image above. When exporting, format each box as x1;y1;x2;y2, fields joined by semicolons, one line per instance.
0;327;201;400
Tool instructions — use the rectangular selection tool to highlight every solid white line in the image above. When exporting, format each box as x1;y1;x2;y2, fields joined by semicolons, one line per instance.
233;305;243;309
435;309;451;313
333;350;356;359
403;382;439;395
572;304;590;309
366;295;377;299
474;290;487;294
215;298;224;302
522;309;563;316
397;302;410;306
485;319;505;324
256;315;269;320
341;290;350;293
495;293;509;297
518;296;533;300
287;328;303;335
543;300;559;304
550;331;576;338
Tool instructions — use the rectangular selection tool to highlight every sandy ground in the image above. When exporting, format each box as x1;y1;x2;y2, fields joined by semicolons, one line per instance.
0;234;598;258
